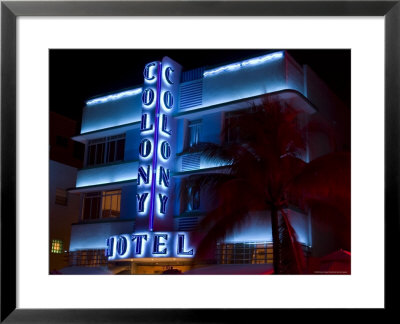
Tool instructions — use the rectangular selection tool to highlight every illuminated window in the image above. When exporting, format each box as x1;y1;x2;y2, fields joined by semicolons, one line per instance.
51;239;63;254
101;190;121;218
87;138;106;165
87;134;125;166
216;242;309;264
83;190;121;220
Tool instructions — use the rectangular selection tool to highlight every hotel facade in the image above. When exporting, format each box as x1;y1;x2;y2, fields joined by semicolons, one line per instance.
68;51;349;274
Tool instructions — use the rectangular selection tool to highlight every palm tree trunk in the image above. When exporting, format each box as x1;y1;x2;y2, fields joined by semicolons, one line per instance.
271;206;281;274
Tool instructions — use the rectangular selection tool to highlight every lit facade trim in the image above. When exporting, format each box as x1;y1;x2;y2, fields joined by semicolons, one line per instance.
203;51;284;77
86;88;142;106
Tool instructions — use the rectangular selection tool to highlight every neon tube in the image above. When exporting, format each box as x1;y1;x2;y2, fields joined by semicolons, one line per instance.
203;51;284;77
86;88;142;106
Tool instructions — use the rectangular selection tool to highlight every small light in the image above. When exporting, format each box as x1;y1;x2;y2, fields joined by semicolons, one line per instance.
203;51;284;77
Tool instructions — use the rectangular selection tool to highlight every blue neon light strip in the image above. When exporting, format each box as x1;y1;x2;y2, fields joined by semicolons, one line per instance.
75;161;138;188
149;62;162;232
203;51;284;77
86;88;142;106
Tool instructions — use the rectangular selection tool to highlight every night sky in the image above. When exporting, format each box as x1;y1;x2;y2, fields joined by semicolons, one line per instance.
50;49;350;133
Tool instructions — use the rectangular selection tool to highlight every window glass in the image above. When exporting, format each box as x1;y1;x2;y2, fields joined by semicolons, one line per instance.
102;194;111;215
95;143;105;165
83;192;101;220
51;239;63;254
88;145;96;165
83;190;121;220
102;190;121;218
87;135;125;167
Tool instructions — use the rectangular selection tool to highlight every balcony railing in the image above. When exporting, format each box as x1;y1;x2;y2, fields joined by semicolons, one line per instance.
216;242;311;265
66;249;107;267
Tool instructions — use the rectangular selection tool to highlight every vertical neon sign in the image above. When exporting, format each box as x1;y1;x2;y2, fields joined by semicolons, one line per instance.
137;57;182;232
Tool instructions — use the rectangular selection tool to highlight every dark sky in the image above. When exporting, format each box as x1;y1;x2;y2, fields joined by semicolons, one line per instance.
50;49;350;133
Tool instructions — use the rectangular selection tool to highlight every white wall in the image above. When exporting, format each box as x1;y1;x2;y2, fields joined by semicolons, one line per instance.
49;161;81;268
81;93;142;133
75;160;138;188
224;209;310;246
202;55;286;107
69;220;135;251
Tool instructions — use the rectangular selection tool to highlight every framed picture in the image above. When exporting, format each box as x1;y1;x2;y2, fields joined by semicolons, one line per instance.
1;0;398;322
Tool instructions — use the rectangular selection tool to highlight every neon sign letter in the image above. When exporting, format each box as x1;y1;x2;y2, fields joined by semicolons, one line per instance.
136;58;181;232
153;234;168;254
106;232;194;260
132;234;148;254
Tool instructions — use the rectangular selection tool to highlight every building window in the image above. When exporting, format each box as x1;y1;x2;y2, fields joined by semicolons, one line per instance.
67;249;107;266
224;107;260;143
224;111;242;143
101;190;121;218
82;190;121;220
87;138;105;166
186;186;200;211
55;188;68;206
216;242;273;264
87;134;125;166
83;191;101;220
187;120;202;148
51;239;63;254
216;242;310;264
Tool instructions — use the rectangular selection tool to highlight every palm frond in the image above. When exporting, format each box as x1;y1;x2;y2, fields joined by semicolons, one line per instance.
305;113;338;152
194;177;268;260
180;98;349;273
195;205;250;260
287;151;350;215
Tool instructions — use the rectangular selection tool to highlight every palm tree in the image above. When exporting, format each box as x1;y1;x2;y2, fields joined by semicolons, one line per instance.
181;99;350;274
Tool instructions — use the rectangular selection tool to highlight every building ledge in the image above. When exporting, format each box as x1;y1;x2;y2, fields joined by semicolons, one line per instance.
69;179;137;193
74;160;138;189
72;121;140;143
78;159;138;171
174;89;317;120
72;218;135;226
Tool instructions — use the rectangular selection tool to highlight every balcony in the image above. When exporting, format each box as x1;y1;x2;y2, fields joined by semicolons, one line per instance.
75;160;138;188
81;88;142;134
69;219;135;251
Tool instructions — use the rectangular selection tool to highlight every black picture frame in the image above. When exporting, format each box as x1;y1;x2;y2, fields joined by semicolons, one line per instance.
1;0;399;322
